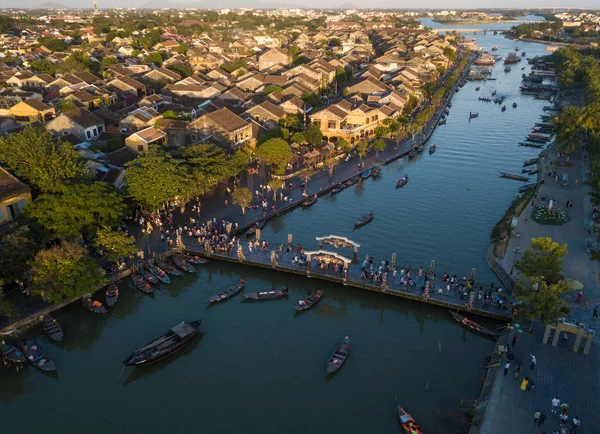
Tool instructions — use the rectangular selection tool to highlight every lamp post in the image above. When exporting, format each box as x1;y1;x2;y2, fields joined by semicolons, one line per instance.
510;247;522;275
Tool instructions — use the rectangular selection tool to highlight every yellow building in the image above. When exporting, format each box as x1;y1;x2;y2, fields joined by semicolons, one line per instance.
0;167;31;225
9;100;55;124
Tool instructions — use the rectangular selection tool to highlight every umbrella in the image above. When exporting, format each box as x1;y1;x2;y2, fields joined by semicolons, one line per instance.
565;279;584;290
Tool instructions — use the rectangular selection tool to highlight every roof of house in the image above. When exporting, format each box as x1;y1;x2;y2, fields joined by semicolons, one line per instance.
205;107;249;132
246;100;285;119
64;107;104;128
0;166;30;201
130;126;166;143
100;146;139;167
18;99;53;112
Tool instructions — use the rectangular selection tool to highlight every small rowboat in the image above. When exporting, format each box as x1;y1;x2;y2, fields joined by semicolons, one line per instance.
0;340;26;366
295;290;323;312
331;184;344;194
244;287;289;300
147;264;171;284
185;255;209;265
354;211;374;228
132;274;154;294
208;281;245;304
173;255;195;273
302;194;318;207
122;320;202;366
501;105;507;112
407;150;416;159
519;183;537;193
105;284;119;307
500;172;530;182
371;166;381;178
438;119;447;125
519;142;545;148
450;311;498;338
396;176;408;188
42;315;64;342
429;144;437;155
360;169;372;180
416;144;424;153
344;178;359;187
327;336;350;375
81;297;107;314
156;260;183;276
21;340;56;372
523;158;538;167
139;266;159;284
397;405;422;434
513;102;518;108
469;112;479;119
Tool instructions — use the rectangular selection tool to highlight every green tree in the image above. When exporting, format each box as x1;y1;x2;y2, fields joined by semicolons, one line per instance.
94;228;137;262
182;143;236;183
287;45;300;57
30;59;57;76
106;134;125;152
177;42;189;55
323;157;338;176
29;241;108;304
38;36;67;52
232;188;253;215
374;125;390;138
268;179;281;201
554;106;581;154
291;132;306;143
0;126;86;192
125;148;189;211
27;182;127;240
336;138;351;154
356;140;369;159
55;100;78;114
301;92;320;107
0;286;17;319
263;84;283;95
146;52;163;66
514;277;569;327
515;237;568;284
371;138;387;154
303;123;323;145
101;56;117;66
257;138;293;174
168;62;194;78
0;230;38;284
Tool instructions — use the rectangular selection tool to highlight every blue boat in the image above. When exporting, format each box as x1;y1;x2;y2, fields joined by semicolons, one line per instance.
360;169;372;180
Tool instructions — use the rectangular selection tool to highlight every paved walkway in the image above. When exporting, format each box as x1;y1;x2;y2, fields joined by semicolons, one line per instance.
479;326;600;434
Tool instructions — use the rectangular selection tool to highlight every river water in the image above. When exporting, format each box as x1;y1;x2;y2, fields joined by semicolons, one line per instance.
0;20;551;434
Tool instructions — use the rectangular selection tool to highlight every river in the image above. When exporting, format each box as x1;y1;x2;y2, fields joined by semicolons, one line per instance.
0;19;551;434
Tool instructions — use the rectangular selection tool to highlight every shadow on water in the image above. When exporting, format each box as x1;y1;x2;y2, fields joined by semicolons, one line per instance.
122;332;205;387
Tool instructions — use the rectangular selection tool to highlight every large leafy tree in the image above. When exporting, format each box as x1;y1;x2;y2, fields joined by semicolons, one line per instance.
232;188;253;215
0;127;87;192
27;182;127;240
182;143;236;184
257;138;293;174
94;228;137;262
515;278;569;328
125;148;190;211
515;237;567;284
0;230;38;283
371;138;387;154
303;124;323;145
29;241;107;304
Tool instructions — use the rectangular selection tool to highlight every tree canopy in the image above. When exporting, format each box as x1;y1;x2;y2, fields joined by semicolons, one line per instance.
29;241;107;304
182;143;237;184
0;126;87;192
303;123;323;145
232;188;253;215
515;237;567;284
514;277;569;327
257;138;293;174
94;228;138;262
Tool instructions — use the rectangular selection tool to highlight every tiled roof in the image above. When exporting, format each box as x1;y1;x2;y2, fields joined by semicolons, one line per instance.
0;166;29;201
205;107;249;132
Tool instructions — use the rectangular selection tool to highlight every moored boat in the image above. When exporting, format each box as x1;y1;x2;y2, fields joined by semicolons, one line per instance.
396;175;409;188
105;284;119;307
438;119;446;125
244;287;289;301
122;320;203;366
354;211;374;228
499;172;530;182
173;255;196;273
294;290;323;312
523;158;538;167
504;66;511;72
21;340;56;372
501;105;506;112
42;315;64;342
450;311;498;338
139;266;159;284
513;102;518;108
331;183;345;195
397;405;422;434
0;340;26;366
327;336;350;375
407;150;416;159
147;264;171;284
302;194;318;207
132;274;154;294
185;255;209;265
156;260;183;276
360;168;372;180
429;144;437;155
371;166;381;178
416;144;424;153
208;280;245;304
519;183;537;193
81;297;108;314
519;142;545;148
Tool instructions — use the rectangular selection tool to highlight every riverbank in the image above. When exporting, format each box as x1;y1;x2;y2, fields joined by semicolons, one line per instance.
434;19;517;25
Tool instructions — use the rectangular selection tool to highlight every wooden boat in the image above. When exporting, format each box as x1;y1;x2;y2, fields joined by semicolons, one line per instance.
302;194;318;207
447;102;452;108
371;166;381;178
354;211;374;228
444;108;450;115
295;290;323;312
42;315;64;342
21;340;56;372
499;172;530;182
139;266;159;284
173;255;195;273
331;183;344;195
396;176;409;188
105;284;119;307
513;102;518;108
450;311;498;338
529;168;539;175
208;281;245;304
156;260;183;276
185;255;209;265
326;336;350;375
360;169;372;180
397;405;422;434
438;119;446;125
523;158;538;167
0;340;26;366
429;144;437;155
519;142;545;148
344;177;359;187
501;105;506;112
81;297;108;314
407;150;416;159
244;287;289;300
147;264;171;284
132;274;154;294
479;97;491;102
416;144;424;153
245;220;267;238
475;86;480;91
469;112;479;119
519;183;537;193
122;320;203;366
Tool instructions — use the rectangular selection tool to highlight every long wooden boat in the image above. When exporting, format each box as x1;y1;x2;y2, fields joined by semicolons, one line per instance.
42;315;64;342
499;172;530;182
326;336;350;375
156;260;183;276
469;112;479;119
302;194;318;207
331;183;345;195
81;297;108;314
360;169;372;180
397;405;422;434
429;144;437;155
105;284;119;307
132;274;154;294
519;183;537;193
295;290;323;312
354;211;374;228
450;311;498;338
21;340;56;372
244;287;289;300
122;320;203;367
416;144;424;153
438;119;446;125
139;266;159;284
208;281;245;304
519;142;545;148
173;255;196;273
344;177;359;187
147;264;171;284
523;158;538;167
185;255;209;265
0;340;26;366
396;176;408;188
